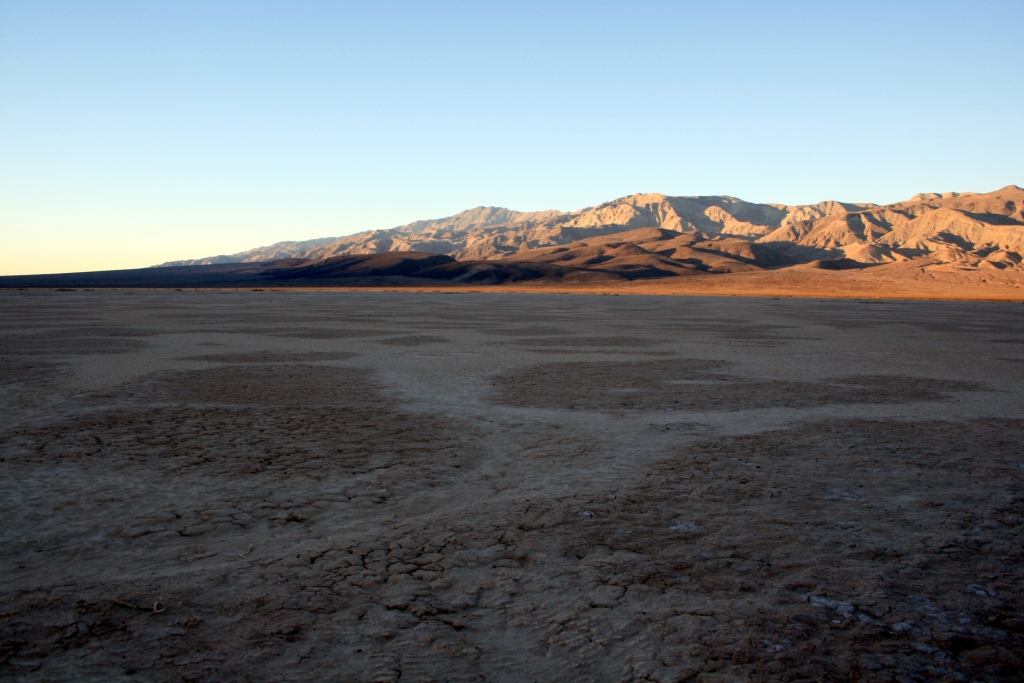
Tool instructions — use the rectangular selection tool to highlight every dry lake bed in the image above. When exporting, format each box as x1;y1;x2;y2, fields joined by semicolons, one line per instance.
1;289;1023;683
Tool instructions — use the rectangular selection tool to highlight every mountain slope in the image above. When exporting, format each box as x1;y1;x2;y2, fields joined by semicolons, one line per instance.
159;185;1024;271
756;185;1024;269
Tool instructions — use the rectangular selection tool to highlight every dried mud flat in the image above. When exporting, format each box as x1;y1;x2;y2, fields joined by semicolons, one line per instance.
1;290;1023;683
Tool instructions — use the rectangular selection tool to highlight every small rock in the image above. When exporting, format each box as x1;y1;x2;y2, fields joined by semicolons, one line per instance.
590;585;625;608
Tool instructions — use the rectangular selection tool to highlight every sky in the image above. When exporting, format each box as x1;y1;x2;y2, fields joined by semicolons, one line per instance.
1;1;1022;275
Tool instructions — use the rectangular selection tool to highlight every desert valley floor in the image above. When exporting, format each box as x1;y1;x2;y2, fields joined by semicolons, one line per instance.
1;289;1023;683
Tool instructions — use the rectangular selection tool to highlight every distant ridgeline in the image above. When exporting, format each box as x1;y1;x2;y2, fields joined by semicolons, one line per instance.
3;185;1022;287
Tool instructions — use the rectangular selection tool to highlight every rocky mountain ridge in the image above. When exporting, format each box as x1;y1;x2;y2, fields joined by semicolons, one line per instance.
160;186;1024;272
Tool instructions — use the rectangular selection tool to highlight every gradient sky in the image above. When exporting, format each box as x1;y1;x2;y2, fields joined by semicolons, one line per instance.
2;1;1022;275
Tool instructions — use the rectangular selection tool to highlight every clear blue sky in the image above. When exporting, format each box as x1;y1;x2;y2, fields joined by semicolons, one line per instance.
2;1;1022;274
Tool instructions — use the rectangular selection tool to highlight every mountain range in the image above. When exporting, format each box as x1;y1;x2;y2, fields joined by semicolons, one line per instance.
159;185;1024;275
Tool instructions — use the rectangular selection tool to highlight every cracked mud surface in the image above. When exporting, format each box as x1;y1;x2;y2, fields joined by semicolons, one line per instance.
493;361;982;412
2;290;1023;682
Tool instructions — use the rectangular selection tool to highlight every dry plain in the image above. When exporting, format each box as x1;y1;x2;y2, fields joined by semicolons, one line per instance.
1;289;1023;683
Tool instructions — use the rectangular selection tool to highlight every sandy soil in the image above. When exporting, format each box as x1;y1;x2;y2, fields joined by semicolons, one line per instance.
124;263;1023;300
1;289;1023;682
379;265;1024;300
577;264;1024;300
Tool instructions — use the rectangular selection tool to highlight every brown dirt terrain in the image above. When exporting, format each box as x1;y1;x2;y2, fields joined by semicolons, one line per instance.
1;289;1023;682
458;264;1024;300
